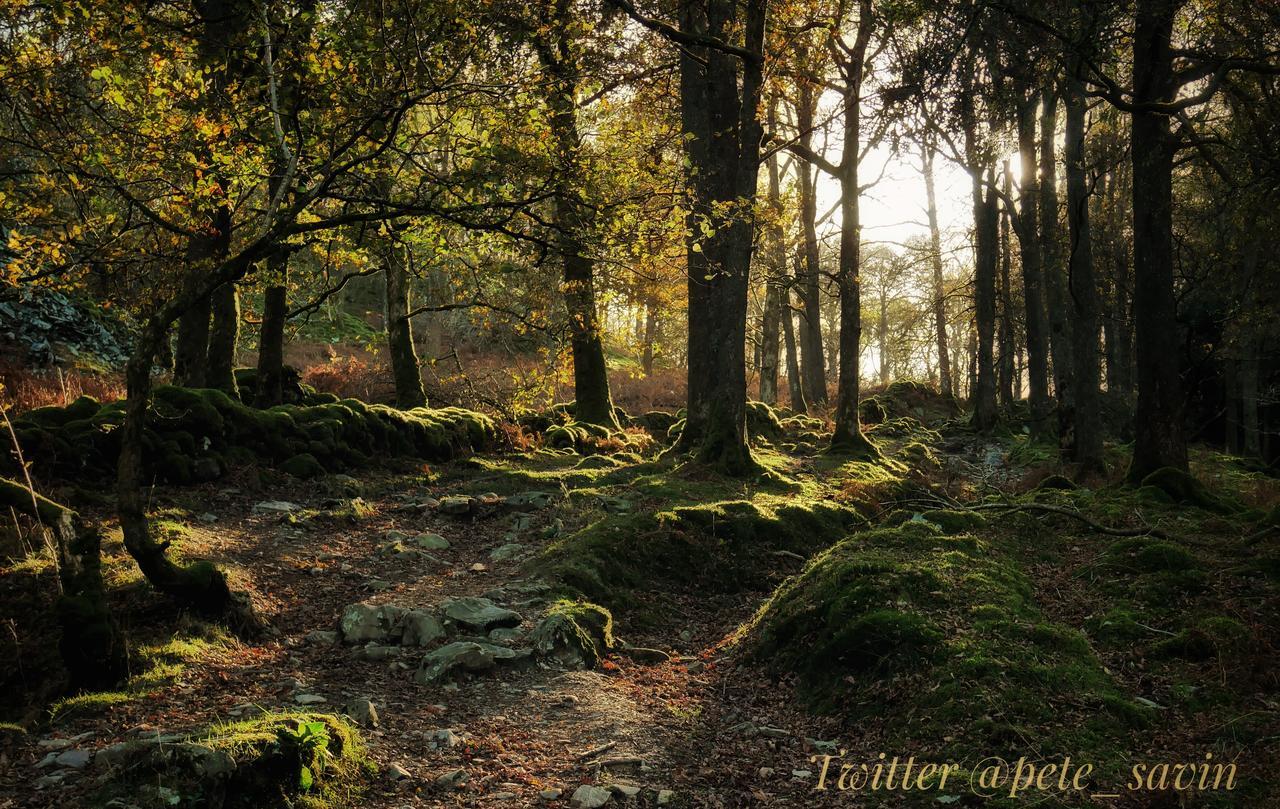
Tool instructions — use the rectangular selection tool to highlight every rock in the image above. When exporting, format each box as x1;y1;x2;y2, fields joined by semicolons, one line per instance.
338;602;407;644
358;644;400;661
366;579;394;591
469;562;488;573
412;532;450;550
55;749;92;769
570;784;612;808
305;630;338;646
758;767;775;778
425;729;462;749
385;529;411;543
387;762;411;781
343;698;379;727
197;512;218;524
489;543;526;561
757;726;788;739
401;610;446;646
438;495;474;516
415;641;529;684
616;646;670;664
597;496;632;514
435;768;469;788
442;597;522;633
294;693;326;705
530;603;613;670
252;500;302;514
504;491;555;510
492;791;518;800
324;474;364;497
608;783;641;798
488;627;524;643
540;788;563;800
656;789;675;805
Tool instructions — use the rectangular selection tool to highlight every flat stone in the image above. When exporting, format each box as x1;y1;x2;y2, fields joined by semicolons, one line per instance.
305;630;338;646
438;495;473;515
358;644;400;661
488;627;523;643
489;543;526;561
253;500;302;514
294;693;327;705
415;641;529;684
570;784;612;808
426;729;462;749
608;783;641;798
504;491;555;509
442;597;522;633
338;602;407;644
435;768;469;787
757;726;788;738
54;749;92;769
491;792;518;800
412;533;450;550
656;790;675;805
540;788;563;800
387;762;411;781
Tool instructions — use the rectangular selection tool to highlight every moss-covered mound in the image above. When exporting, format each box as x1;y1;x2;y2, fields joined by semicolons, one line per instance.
10;388;496;484
92;713;370;808
232;366;336;407
526;497;863;611
858;380;960;427
742;521;1150;770
543;421;654;456
530;600;615;669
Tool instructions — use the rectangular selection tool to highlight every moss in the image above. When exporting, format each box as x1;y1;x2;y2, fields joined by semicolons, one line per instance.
1103;538;1198;574
530;600;615;668
746;400;784;439
281;453;325;479
1153;616;1252;661
1140;467;1236;514
1086;608;1149;643
920;509;987;535
1037;474;1078;491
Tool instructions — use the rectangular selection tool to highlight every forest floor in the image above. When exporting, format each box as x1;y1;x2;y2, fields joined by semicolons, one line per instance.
1;396;1279;809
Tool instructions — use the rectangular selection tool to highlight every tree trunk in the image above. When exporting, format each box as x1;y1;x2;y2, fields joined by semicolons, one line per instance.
671;0;766;475
255;255;289;407
998;161;1015;409
794;82;827;408
0;478;125;690
1015;92;1051;434
540;17;618;429
206;281;240;396
758;103;785;406
968;148;1000;430
384;241;427;410
878;287;890;386
1127;0;1188;481
782;282;807;412
641;299;657;375
173;295;212;387
1040;88;1075;442
1064;76;1105;474
923;148;953;397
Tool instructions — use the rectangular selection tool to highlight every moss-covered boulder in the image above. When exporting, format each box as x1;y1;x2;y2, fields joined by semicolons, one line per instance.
1139;467;1236;514
529;600;614;669
92;713;369;808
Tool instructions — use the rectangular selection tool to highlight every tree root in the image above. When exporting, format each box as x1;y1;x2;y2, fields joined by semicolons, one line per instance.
971;501;1179;541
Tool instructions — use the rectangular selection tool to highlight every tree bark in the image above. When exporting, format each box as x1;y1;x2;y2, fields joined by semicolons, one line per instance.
1040;88;1075;440
1016;93;1051;432
1127;0;1188;481
998;161;1015;409
173;294;212;387
256;254;289;407
670;0;766;474
782;279;807;412
759;115;785;405
922;148;953;397
206;281;240;395
1064;76;1104;474
384;239;427;410
794;80;827;408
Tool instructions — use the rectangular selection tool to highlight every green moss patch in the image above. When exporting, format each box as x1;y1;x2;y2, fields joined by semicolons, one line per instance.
8;386;496;484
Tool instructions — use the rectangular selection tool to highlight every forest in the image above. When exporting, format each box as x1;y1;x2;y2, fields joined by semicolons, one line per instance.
0;0;1277;806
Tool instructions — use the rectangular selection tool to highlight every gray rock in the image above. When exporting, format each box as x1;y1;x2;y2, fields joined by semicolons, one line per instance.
294;693;326;705
384;529;411;543
401;610;445;646
415;641;529;683
54;749;92;769
387;762;411;780
252;500;302;514
438;496;474;516
338;602;406;644
192;457;221;482
358;644;400;661
656;789;675;805
197;512;218;524
504;491;555;510
435;768;469;787
540;788;563;800
425;728;463;749
570;784;613;808
412;532;450;550
489;543;526;562
366;579;394;592
343;698;379;727
442;597;522;633
609;783;641;798
305;630;338;646
488;627;524;643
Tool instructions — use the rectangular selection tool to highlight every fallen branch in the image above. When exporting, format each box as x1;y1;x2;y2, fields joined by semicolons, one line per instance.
575;741;616;761
972;502;1178;541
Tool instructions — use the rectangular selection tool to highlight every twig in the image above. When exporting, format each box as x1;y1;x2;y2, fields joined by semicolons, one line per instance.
576;741;616;761
972;502;1177;541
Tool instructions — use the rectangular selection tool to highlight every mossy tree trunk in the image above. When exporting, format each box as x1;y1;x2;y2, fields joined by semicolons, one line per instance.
782;279;808;412
1064;74;1105;475
759;103;785;406
255;253;289;407
118;318;263;634
534;13;619;430
964;89;1000;433
793;63;827;409
207;281;240;396
384;236;428;410
670;0;766;475
0;478;125;690
1127;0;1188;481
